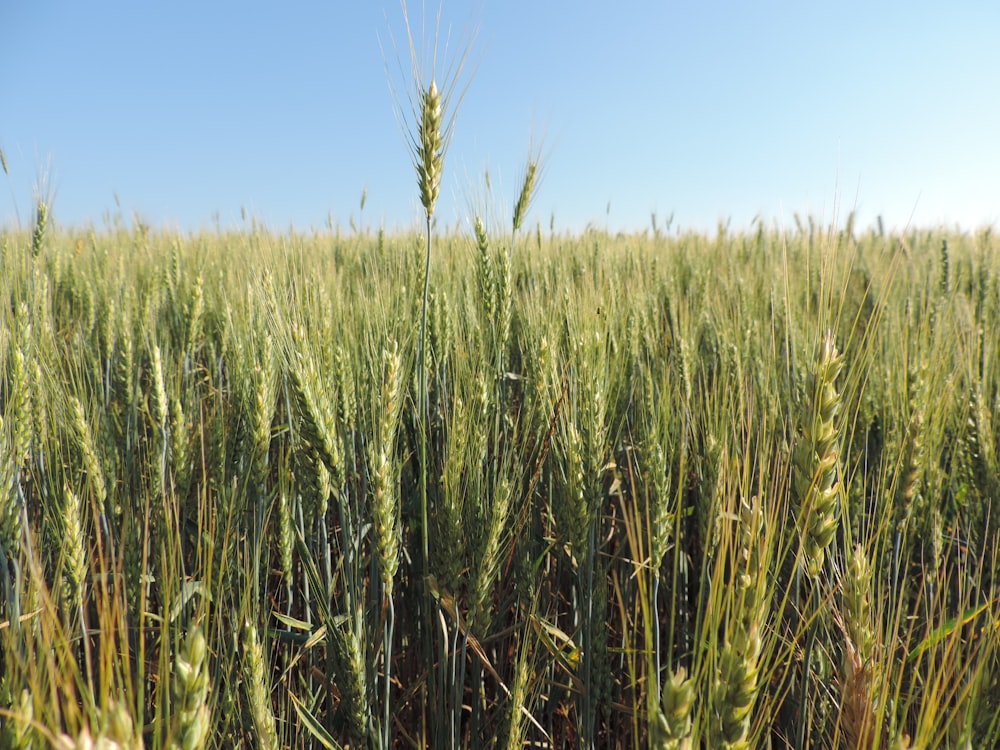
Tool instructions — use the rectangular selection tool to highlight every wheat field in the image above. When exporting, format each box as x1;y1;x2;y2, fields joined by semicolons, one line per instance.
1;211;998;748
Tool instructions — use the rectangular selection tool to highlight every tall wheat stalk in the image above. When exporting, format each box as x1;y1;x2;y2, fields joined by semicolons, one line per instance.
795;331;844;579
792;330;844;746
386;3;474;742
242;619;278;750
369;339;403;749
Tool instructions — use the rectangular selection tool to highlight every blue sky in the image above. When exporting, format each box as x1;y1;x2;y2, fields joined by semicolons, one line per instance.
2;1;998;235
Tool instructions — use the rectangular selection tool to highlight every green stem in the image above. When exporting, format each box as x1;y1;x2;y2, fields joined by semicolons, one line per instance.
796;577;816;750
418;212;438;742
580;522;596;750
383;595;394;750
420;213;431;580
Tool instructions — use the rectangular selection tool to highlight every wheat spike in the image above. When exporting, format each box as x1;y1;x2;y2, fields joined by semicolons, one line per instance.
70;396;107;518
277;489;293;589
512;158;539;237
53;699;141;750
242;620;279;750
151;344;169;431
417;80;443;217
170;626;211;750
290;331;344;486
651;666;695;748
794;331;843;578
30;200;47;257
714;622;762;748
469;474;513;634
169;395;191;496
250;345;275;493
62;484;88;614
370;340;403;595
335;621;370;746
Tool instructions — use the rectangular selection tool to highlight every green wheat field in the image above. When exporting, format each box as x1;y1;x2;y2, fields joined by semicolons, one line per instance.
1;207;999;748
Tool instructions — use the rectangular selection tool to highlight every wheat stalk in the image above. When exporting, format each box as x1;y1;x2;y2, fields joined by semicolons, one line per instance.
512;155;540;239
99;296;115;398
241;620;278;750
557;420;589;559
390;0;474;223
365;339;405;748
70;396;107;519
334;345;357;435
169;626;211;750
416;80;443;217
334;620;370;746
837;617;878;750
4;689;34;749
468;474;513;635
475;217;496;345
652;666;695;749
714;622;762;749
842;545;874;661
289;330;344;486
0;414;22;559
710;493;768;749
150;343;170;499
53;700;141;750
647;437;673;575
6;338;32;475
370;340;404;594
250;341;276;497
894;407;923;526
434;367;485;593
62;484;88;616
502;642;531;750
30;200;47;258
277;489;293;592
493;238;513;377
185;274;204;353
387;8;475;739
0;341;31;591
151;344;169;432
169;394;191;497
794;331;843;578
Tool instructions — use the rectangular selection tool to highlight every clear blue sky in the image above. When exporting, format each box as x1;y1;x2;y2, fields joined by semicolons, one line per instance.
2;1;998;235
